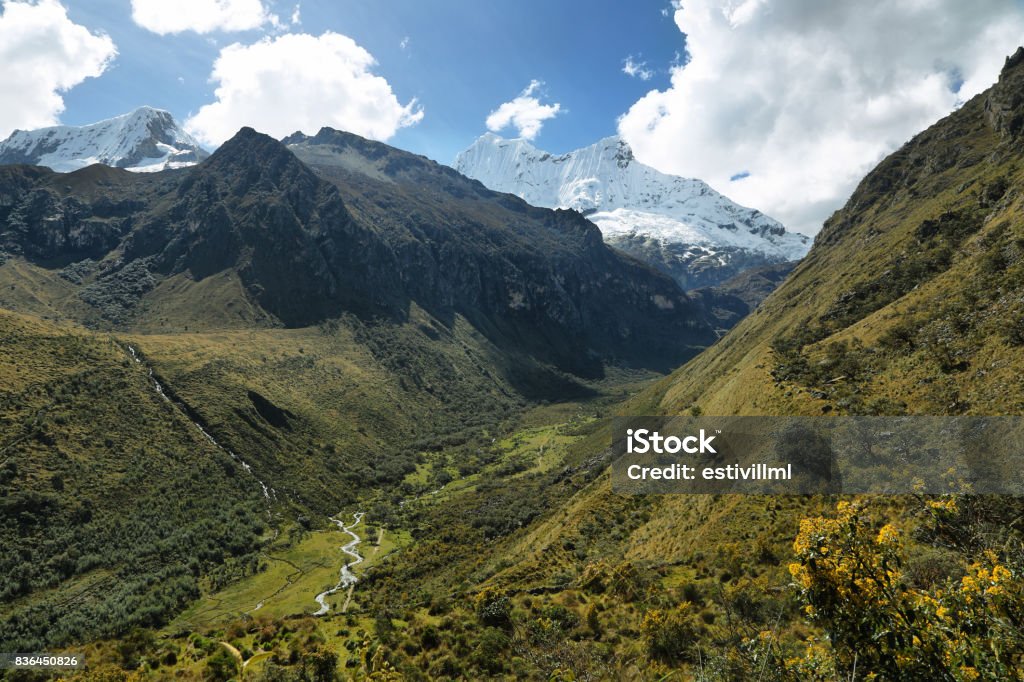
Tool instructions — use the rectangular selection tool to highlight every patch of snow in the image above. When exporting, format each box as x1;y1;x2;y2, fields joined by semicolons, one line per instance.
591;208;807;261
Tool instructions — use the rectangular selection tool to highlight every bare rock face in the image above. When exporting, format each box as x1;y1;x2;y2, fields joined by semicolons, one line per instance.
985;46;1024;142
285;127;717;376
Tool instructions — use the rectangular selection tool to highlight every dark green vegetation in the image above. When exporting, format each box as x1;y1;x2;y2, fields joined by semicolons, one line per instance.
0;311;267;651
2;46;1024;682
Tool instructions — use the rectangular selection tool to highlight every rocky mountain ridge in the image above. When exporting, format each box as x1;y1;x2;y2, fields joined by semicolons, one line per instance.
0;125;717;379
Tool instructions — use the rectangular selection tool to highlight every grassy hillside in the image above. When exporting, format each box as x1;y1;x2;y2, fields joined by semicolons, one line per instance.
118;305;533;516
0;296;662;660
0;309;267;651
0;294;589;650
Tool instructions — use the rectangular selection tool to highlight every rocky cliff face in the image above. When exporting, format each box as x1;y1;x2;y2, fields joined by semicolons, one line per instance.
119;127;404;325
690;261;797;334
0;164;143;264
286;127;716;375
0;126;717;377
985;46;1024;143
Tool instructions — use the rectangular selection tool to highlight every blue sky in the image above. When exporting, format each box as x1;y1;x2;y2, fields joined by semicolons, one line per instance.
57;0;686;164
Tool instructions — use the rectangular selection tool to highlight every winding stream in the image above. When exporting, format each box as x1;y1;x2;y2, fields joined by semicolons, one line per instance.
313;512;365;616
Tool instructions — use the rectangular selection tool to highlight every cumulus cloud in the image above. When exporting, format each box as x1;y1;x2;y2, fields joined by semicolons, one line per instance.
485;80;561;140
0;0;116;139
623;56;654;81
184;32;423;147
618;0;1024;235
130;0;276;35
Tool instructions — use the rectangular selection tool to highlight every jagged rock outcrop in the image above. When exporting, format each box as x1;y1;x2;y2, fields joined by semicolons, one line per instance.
985;46;1024;142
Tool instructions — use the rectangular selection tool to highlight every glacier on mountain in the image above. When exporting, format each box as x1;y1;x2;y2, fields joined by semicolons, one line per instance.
454;133;810;288
0;107;208;173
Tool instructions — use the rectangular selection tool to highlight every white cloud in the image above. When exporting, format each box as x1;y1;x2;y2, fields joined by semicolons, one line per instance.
0;0;116;139
662;2;683;17
623;56;653;81
618;0;1024;235
185;32;423;147
399;36;409;50
290;4;300;26
130;0;276;35
485;80;561;140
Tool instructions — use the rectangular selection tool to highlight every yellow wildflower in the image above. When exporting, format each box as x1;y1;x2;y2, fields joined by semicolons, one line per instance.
876;523;899;545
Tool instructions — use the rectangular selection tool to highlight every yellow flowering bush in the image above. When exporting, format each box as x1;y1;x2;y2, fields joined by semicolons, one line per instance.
787;500;1024;680
640;602;698;664
473;586;512;627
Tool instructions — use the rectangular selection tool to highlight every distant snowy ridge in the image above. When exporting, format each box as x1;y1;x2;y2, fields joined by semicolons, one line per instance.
0;107;208;173
454;133;810;288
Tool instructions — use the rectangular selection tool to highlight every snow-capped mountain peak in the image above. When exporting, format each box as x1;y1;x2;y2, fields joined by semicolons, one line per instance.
0;107;208;173
455;133;810;289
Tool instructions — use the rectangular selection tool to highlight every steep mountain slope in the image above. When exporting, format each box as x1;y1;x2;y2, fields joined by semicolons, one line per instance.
655;46;1024;418
0;310;268;650
0;107;208;173
283;127;717;375
454;133;810;288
